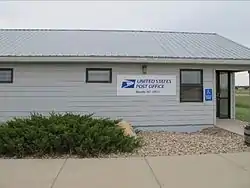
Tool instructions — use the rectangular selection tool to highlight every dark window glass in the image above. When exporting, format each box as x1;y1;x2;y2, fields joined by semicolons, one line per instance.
86;68;112;83
180;69;203;102
0;69;13;83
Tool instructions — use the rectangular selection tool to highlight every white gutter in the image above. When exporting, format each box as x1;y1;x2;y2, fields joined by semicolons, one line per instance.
1;56;250;65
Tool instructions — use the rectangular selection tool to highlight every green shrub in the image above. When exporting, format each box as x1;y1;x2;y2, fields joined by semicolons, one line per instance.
0;113;141;158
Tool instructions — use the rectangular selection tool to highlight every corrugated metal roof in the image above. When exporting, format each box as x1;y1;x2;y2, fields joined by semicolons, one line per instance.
1;29;250;60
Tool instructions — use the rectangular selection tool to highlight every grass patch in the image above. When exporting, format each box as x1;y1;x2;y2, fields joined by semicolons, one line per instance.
236;95;250;122
235;89;250;95
235;96;250;108
236;107;250;122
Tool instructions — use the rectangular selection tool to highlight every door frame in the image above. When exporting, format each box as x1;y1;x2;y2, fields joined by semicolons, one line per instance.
216;70;231;119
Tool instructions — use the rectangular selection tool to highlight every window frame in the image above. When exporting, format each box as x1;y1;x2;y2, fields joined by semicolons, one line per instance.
180;69;203;102
86;68;112;83
0;68;13;83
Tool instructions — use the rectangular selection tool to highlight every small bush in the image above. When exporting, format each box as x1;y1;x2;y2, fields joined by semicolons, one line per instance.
0;113;141;158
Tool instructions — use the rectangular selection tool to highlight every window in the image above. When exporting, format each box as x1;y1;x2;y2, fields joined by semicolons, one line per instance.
180;69;203;102
86;68;112;83
0;68;13;83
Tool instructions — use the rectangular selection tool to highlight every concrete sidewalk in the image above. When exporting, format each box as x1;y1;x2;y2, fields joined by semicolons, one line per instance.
0;152;250;188
216;119;247;136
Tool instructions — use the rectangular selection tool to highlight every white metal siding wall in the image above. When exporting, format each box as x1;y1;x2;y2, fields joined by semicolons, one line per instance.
147;64;214;125
0;63;215;126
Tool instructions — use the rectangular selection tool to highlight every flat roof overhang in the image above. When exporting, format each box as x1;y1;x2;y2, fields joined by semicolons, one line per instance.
1;56;250;66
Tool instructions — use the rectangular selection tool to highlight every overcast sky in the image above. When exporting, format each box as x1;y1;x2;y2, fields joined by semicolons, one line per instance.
1;1;250;85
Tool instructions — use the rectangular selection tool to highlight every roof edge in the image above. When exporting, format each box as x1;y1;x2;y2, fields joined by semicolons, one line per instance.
1;56;250;66
0;28;217;35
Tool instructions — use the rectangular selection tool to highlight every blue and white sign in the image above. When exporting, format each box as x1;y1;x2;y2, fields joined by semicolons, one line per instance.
121;80;136;88
117;75;176;96
205;88;213;101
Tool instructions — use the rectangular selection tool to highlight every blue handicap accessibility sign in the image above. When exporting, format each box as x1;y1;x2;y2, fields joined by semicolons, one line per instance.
205;88;212;101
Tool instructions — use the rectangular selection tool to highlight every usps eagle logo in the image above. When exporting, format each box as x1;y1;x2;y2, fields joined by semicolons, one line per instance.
121;80;136;88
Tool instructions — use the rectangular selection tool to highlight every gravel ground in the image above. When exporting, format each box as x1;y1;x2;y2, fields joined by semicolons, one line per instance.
104;127;250;158
3;127;250;159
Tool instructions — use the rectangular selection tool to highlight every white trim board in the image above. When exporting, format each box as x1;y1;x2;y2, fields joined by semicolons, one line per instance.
1;56;250;66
